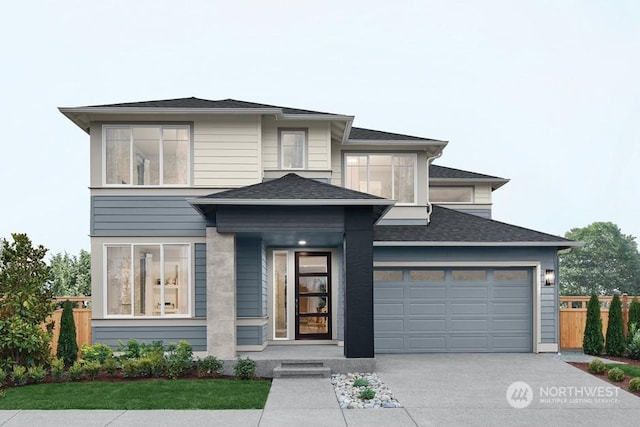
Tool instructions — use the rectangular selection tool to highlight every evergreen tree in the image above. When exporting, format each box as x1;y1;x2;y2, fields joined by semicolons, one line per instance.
605;294;625;356
583;294;604;355
56;300;78;366
629;297;640;339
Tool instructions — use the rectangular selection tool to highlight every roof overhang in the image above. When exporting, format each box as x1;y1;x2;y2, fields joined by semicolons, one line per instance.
374;241;583;249
429;177;510;191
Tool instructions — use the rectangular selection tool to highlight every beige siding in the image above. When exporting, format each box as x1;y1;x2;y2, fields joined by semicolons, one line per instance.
474;184;492;204
262;118;331;170
330;140;342;185
193;115;261;187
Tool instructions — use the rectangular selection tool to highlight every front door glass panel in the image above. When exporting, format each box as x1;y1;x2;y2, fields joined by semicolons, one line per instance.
295;252;331;339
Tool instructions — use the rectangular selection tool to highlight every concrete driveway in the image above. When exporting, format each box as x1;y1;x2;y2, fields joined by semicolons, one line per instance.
375;353;640;426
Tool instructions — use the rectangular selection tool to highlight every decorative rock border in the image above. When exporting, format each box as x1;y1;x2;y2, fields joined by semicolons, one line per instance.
331;372;402;409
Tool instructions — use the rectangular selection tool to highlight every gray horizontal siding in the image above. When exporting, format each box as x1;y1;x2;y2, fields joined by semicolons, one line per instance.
216;206;344;233
237;325;265;346
451;208;491;219
92;196;206;237
93;325;206;351
194;243;207;318
237;237;262;318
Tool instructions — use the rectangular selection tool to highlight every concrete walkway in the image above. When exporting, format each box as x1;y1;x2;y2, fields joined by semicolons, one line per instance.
2;354;640;426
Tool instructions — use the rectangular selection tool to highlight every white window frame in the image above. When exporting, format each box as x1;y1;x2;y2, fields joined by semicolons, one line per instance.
429;186;474;204
343;153;418;205
103;243;192;319
102;124;191;187
279;129;307;170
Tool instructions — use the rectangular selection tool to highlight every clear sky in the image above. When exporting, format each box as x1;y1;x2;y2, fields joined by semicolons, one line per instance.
1;0;638;256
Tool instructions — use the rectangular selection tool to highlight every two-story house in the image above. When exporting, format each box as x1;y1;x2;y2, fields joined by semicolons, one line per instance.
60;97;576;359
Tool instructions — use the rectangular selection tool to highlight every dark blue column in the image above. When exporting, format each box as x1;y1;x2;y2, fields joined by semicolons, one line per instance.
343;206;374;358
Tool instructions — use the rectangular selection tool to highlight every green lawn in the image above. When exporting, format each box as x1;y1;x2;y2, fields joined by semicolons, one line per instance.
0;379;271;410
606;364;640;378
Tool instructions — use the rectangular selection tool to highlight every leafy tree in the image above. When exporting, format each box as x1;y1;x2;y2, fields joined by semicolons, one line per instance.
559;222;640;295
583;294;604;355
0;233;55;367
629;297;640;339
56;300;78;366
605;294;625;356
48;250;91;296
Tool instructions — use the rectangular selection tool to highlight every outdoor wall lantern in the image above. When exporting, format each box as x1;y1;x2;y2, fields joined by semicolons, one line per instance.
544;269;555;286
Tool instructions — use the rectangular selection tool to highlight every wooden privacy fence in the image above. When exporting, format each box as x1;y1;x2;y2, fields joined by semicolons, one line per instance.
47;297;92;356
560;295;636;349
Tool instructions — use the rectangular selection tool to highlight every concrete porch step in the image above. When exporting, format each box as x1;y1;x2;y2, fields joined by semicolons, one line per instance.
272;361;331;378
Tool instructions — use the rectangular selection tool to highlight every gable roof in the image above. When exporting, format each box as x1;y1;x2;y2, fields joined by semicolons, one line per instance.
374;205;577;247
429;164;509;190
78;97;343;116
348;126;445;143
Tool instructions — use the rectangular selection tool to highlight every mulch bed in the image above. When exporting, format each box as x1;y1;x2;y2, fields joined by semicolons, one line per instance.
568;356;640;395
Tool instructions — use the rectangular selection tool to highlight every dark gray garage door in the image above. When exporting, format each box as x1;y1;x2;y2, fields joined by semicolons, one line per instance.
374;267;533;353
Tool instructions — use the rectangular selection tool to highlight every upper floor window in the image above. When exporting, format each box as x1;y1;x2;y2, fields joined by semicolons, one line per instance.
429;186;473;203
104;125;189;186
345;153;416;204
279;129;306;169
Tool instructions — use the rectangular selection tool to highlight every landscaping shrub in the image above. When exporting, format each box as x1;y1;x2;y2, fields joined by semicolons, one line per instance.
0;388;4;399
627;326;640;360
56;300;78;366
81;343;113;364
629;297;640;340
629;377;640;393
0;234;55;368
117;339;142;360
583;294;604;355
27;366;46;383
605;294;626;356
84;361;101;380
102;357;119;377
122;359;142;378
607;367;625;382
11;365;27;386
359;388;375;400
50;357;65;381
197;355;223;377
588;359;606;374
233;357;256;380
68;361;85;381
140;340;165;358
144;352;166;378
165;340;193;379
353;378;370;387
0;368;6;385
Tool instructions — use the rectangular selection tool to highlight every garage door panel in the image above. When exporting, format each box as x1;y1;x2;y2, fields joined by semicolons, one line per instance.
374;302;404;315
408;319;446;332
374;267;533;353
450;286;488;299
451;302;488;315
409;286;445;299
409;303;446;315
408;336;446;351
451;319;488;332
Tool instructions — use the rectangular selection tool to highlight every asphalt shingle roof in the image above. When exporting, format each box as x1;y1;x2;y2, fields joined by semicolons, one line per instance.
82;97;341;116
430;164;506;181
199;173;388;201
349;126;442;142
374;205;572;244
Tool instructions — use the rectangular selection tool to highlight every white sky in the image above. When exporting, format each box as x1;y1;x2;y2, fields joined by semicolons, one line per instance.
1;0;638;256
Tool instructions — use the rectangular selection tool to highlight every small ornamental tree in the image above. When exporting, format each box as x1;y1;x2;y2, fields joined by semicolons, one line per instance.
605;294;625;356
583;294;604;355
0;233;55;367
56;300;78;366
629;297;640;339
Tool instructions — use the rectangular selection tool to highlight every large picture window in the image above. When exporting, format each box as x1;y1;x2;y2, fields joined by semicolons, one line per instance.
105;244;190;317
279;129;306;169
345;153;416;204
104;125;189;185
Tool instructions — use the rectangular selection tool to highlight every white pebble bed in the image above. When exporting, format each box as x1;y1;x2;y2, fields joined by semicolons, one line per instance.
331;372;402;409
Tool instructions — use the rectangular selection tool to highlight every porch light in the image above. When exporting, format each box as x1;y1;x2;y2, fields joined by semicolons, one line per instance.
544;269;555;286
298;240;307;246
